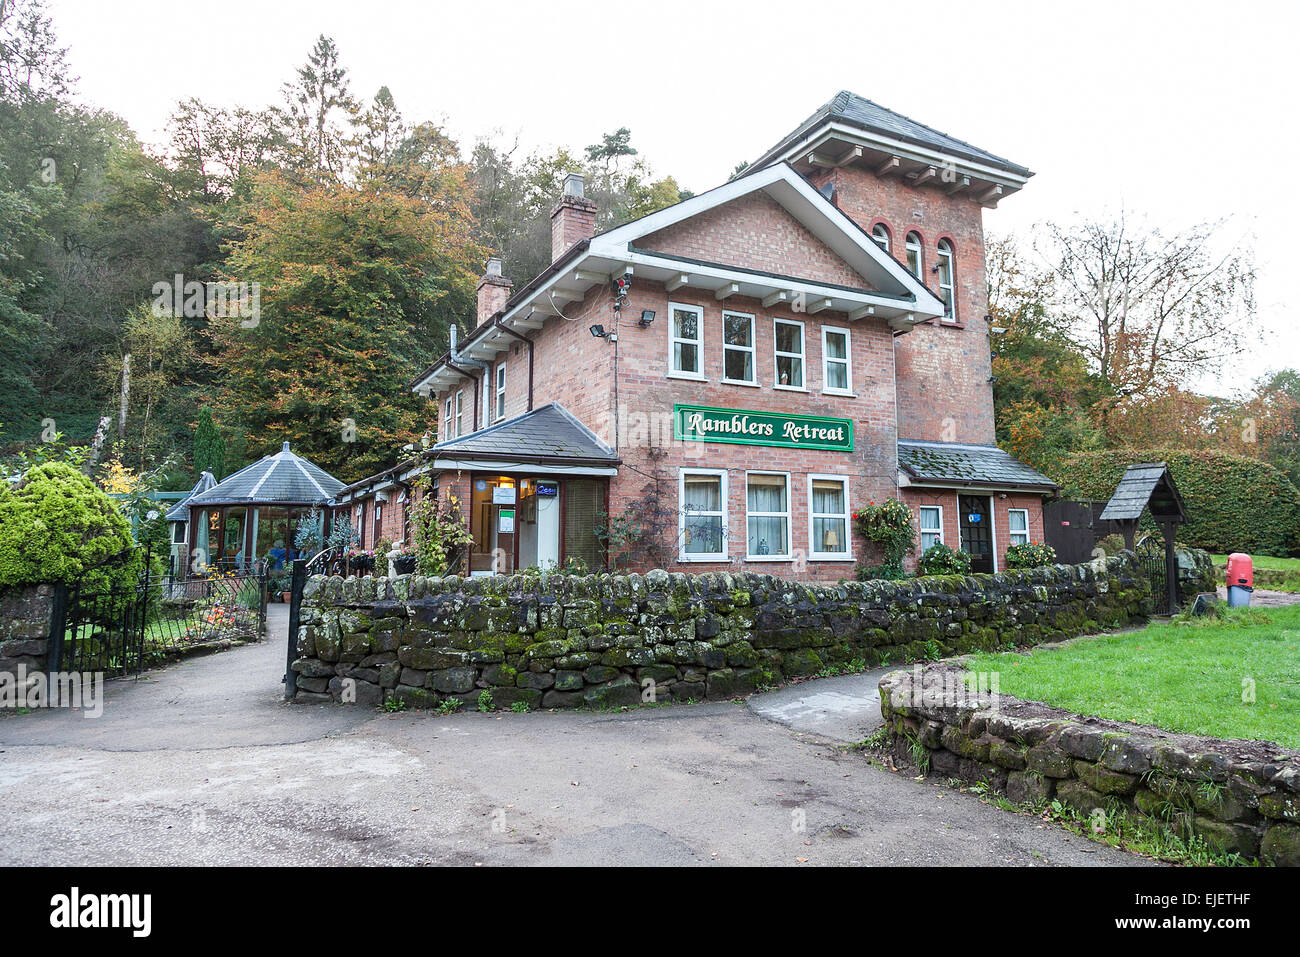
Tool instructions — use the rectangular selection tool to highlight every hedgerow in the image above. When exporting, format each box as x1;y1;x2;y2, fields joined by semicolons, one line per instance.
1052;449;1300;557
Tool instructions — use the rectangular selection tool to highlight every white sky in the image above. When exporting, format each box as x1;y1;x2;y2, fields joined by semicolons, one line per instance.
49;0;1298;397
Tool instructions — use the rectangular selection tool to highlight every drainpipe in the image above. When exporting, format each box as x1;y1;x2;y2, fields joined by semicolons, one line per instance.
494;317;534;412
448;324;489;429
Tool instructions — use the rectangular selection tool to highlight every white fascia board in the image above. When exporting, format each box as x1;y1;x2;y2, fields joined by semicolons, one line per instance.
898;474;1056;494
591;162;944;319
614;248;934;319
429;458;618;477
789;123;1031;189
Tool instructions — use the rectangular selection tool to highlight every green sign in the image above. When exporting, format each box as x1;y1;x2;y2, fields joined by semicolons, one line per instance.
673;404;854;452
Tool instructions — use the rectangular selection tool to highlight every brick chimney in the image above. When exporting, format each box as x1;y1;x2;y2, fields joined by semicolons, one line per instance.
476;258;512;326
551;173;597;262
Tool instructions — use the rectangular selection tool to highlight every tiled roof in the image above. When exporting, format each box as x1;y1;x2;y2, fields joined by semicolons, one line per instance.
763;90;1032;177
187;443;344;507
164;471;218;521
431;403;618;465
1099;462;1185;522
898;440;1057;490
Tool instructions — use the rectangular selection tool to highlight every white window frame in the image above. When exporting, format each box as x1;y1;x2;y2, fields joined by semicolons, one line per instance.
667;301;705;381
678;468;728;562
772;318;806;391
937;239;956;321
807;473;852;561
905;231;923;276
495;363;506;421
745;470;792;561
454;390;464;438
1008;508;1030;547
871;223;890;253
444;396;454;440
919;505;944;552
821;325;853;396
720;310;758;386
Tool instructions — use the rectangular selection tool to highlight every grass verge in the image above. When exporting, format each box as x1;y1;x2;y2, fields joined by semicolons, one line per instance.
966;605;1300;749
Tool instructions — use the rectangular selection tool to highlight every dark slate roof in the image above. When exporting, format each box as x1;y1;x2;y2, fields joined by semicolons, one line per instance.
898;440;1057;490
760;90;1032;177
1099;462;1187;522
430;403;619;465
187;443;345;507
165;471;218;521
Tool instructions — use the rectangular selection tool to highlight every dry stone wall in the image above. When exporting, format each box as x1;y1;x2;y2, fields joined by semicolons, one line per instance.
290;555;1149;712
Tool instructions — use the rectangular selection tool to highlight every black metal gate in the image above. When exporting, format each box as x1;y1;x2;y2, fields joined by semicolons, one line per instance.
49;547;268;679
1136;536;1173;615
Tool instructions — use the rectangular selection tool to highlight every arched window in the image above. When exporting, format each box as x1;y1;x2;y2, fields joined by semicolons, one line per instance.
936;239;956;320
871;223;891;253
905;231;923;276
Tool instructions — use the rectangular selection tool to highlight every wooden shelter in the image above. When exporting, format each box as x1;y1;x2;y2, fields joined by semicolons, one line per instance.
1099;462;1187;612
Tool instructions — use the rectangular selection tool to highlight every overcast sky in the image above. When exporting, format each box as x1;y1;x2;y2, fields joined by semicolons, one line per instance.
49;0;1298;396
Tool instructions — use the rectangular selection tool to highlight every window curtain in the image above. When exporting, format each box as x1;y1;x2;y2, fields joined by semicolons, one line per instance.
684;476;723;554
812;481;846;552
747;477;788;555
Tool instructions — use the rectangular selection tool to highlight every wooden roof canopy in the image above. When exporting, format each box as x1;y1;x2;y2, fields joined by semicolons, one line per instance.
1099;462;1187;524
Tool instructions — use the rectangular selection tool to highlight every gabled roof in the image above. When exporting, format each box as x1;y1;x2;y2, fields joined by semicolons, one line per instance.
430;402;618;466
187;442;344;508
412;163;945;397
165;470;217;521
898;440;1057;491
757;91;1032;178
1099;462;1186;523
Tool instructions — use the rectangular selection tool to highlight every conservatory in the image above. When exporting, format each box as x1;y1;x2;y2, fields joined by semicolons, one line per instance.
182;442;345;575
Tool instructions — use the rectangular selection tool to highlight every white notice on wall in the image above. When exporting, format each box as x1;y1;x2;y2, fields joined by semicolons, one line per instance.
492;486;517;505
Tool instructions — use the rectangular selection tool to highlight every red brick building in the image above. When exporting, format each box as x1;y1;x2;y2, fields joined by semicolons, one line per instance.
342;92;1056;579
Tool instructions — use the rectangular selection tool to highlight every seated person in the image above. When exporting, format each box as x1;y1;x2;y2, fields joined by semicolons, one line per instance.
267;539;287;570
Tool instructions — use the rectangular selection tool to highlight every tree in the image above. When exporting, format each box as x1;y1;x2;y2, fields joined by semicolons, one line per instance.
271;35;359;179
192;405;225;480
206;171;483;480
1032;212;1256;437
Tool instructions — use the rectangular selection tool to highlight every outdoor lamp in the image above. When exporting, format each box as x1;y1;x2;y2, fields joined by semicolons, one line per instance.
638;310;655;327
589;324;607;338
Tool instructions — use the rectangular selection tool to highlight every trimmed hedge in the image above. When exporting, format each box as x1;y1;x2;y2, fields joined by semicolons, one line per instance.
1053;449;1300;556
0;462;141;594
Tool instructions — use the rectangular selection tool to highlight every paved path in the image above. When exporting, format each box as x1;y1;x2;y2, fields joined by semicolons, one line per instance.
1217;586;1300;608
747;668;893;743
0;607;1151;867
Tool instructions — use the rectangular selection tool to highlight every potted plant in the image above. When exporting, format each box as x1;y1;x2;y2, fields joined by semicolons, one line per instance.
394;543;417;575
347;547;375;572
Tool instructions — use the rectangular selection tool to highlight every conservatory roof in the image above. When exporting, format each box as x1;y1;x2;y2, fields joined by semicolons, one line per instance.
186;443;344;508
165;470;218;521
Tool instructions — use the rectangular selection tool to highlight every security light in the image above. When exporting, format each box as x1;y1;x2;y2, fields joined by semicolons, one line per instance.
589;324;607;338
638;310;655;327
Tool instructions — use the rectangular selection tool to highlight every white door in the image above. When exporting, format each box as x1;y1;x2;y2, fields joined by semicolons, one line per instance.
536;482;560;569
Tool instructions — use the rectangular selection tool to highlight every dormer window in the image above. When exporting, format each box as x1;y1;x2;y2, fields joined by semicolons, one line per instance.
871;223;891;253
905;231;923;276
936;239;956;320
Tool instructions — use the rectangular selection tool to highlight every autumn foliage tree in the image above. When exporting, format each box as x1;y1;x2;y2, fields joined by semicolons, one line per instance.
206;170;484;480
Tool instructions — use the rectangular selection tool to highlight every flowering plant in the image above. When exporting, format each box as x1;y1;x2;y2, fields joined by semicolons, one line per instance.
852;499;915;580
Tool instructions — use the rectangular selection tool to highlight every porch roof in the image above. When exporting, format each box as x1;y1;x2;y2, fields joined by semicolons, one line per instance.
897;440;1057;491
429;402;620;468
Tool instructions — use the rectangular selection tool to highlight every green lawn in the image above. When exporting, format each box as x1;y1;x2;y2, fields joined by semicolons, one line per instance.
1210;554;1300;572
966;605;1300;750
